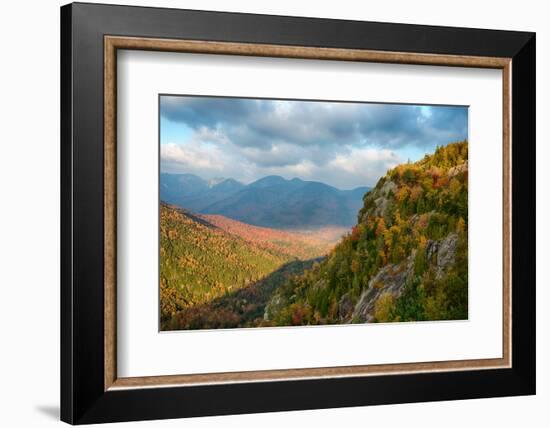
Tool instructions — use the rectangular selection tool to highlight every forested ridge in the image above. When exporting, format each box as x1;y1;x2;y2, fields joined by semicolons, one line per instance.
264;141;469;325
160;204;335;330
161;141;469;330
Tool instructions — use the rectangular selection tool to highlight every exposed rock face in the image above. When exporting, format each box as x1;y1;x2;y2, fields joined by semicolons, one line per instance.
447;161;468;178
380;179;398;196
426;233;458;279
350;232;459;323
372;180;397;217
338;292;355;321
351;253;415;322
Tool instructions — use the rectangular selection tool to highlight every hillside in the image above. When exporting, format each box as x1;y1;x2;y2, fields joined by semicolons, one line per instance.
164;259;322;330
160;173;370;229
160;203;335;329
264;141;469;325
199;214;343;260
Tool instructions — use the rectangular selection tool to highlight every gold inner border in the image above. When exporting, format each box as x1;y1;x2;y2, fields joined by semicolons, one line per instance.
104;36;512;391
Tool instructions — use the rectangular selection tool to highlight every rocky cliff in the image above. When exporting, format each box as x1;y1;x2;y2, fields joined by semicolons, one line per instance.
264;141;469;325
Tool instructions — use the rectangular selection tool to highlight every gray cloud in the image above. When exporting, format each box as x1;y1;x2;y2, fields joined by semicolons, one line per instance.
160;96;467;188
161;96;466;149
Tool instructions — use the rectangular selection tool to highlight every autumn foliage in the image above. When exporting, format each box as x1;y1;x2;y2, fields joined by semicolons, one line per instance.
160;204;338;330
266;141;469;325
161;141;469;330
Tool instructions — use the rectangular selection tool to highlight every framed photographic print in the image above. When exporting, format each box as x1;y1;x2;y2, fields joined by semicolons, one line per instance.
60;2;536;424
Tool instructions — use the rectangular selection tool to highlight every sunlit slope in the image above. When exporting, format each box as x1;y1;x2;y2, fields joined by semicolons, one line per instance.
265;141;469;325
160;203;339;329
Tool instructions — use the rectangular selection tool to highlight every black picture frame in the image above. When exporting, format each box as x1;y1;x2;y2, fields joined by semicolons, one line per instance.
61;2;535;424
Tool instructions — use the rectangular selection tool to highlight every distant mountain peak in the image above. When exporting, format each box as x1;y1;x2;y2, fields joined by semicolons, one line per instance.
248;175;288;188
207;177;226;188
211;178;245;192
160;172;371;228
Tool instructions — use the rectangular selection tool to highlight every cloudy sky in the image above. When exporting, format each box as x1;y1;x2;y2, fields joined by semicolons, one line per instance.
160;96;468;189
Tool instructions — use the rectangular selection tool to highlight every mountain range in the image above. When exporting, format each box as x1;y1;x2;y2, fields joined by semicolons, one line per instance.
160;173;370;229
265;141;469;325
161;141;469;330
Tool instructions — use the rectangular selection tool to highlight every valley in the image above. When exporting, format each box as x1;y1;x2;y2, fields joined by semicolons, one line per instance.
160;203;343;330
160;141;469;330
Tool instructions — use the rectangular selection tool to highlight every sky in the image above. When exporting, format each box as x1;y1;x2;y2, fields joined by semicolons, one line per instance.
160;96;468;189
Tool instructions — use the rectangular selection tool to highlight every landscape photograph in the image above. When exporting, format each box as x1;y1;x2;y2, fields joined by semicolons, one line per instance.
159;95;469;331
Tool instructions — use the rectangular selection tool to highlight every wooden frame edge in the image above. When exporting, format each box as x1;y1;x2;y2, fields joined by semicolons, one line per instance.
110;357;508;390
103;35;512;391
105;35;511;68
104;37;117;390
502;61;512;369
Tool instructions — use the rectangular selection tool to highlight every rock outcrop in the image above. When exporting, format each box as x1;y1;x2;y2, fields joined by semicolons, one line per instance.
372;180;397;217
447;161;468;178
350;253;414;322
261;141;468;326
349;232;459;323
